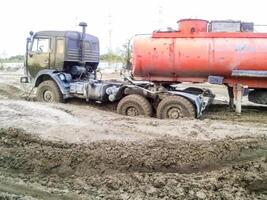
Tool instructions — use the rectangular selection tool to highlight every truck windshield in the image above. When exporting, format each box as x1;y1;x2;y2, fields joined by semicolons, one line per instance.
32;38;50;53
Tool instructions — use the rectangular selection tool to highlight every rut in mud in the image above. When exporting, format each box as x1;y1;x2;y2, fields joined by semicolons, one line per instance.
0;128;266;199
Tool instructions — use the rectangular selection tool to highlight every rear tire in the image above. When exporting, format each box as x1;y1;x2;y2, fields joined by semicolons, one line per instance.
117;94;152;117
36;80;63;103
156;96;195;119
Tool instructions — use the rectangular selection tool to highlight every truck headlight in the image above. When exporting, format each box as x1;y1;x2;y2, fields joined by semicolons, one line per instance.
59;73;66;81
106;86;119;95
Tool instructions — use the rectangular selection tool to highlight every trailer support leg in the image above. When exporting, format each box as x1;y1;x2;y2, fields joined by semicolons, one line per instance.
234;84;243;114
227;86;234;109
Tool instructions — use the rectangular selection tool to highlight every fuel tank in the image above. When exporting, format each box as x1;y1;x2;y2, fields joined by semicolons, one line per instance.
132;19;267;87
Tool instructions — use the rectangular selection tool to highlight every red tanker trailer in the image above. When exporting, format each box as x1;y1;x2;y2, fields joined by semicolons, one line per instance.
132;19;267;110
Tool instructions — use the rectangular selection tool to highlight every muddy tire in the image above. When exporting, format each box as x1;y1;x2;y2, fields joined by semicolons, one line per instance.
117;94;152;117
248;90;267;105
36;80;63;103
156;96;195;119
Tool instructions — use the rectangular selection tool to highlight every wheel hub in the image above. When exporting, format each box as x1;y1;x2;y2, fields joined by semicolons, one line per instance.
43;90;53;102
167;107;181;119
126;107;139;116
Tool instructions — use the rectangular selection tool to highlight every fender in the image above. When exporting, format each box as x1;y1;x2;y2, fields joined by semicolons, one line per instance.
33;69;71;98
169;91;206;118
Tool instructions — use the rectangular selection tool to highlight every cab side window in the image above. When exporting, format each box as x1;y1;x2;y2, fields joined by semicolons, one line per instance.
32;38;50;53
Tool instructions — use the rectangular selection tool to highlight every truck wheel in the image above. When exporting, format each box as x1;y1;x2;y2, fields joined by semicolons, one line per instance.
36;80;63;103
117;94;152;117
156;96;195;119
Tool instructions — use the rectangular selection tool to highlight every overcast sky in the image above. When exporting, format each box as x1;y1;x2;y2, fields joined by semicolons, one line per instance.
1;0;267;57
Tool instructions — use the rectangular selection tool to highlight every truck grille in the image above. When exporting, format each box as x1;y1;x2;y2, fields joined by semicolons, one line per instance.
67;49;99;63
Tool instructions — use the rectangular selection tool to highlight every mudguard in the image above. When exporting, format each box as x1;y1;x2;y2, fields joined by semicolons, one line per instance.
169;91;207;118
33;69;71;99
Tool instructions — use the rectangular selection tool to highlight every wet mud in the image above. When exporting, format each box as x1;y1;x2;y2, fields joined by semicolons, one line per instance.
0;128;266;199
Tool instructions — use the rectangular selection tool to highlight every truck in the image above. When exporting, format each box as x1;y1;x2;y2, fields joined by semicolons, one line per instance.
21;19;267;119
20;22;211;119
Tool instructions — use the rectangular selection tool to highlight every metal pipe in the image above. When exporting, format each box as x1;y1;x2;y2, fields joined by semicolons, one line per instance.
79;22;87;66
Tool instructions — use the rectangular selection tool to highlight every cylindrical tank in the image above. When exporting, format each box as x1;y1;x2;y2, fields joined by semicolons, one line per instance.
131;19;267;87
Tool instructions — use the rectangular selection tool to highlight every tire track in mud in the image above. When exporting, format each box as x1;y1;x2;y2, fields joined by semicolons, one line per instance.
0;180;80;200
0;129;266;199
0;83;22;100
0;128;266;176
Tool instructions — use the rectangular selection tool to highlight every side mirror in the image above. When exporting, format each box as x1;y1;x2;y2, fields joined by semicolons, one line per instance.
26;37;32;51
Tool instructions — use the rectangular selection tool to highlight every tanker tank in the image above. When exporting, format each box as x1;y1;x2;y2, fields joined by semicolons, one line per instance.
132;19;267;91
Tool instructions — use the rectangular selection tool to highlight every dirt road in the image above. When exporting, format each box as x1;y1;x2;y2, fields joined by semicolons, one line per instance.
0;70;267;199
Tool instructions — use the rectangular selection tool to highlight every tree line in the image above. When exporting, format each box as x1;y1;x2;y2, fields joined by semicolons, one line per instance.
0;55;24;63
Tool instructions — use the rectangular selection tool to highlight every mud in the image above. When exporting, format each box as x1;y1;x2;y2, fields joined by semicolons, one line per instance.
0;70;267;199
0;128;266;199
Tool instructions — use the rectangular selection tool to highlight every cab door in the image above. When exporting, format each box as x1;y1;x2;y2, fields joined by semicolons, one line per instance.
28;37;51;77
54;38;65;69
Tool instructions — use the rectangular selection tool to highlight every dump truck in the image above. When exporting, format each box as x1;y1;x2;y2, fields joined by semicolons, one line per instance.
21;19;267;118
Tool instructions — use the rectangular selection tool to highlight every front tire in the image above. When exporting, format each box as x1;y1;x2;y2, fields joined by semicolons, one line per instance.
156;96;195;119
117;94;152;117
36;80;63;103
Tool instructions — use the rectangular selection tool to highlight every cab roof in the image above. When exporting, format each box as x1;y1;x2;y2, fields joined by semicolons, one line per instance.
34;31;98;41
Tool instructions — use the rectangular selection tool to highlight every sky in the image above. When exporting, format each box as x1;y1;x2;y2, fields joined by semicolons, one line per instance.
1;0;267;57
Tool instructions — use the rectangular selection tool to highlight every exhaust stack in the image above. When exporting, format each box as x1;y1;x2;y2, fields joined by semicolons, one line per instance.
79;22;87;65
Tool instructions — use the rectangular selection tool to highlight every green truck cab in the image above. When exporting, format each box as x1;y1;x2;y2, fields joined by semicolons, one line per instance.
25;23;99;78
